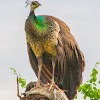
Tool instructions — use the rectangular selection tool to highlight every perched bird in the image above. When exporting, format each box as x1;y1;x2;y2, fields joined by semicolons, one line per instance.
25;1;85;100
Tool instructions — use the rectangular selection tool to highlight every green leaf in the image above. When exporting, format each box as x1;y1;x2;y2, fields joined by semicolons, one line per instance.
75;95;77;99
21;81;26;88
10;68;26;88
83;94;87;99
90;73;95;77
92;68;98;75
78;86;82;92
21;84;24;88
93;75;97;82
10;68;17;75
98;81;100;84
98;89;100;95
18;77;22;83
93;87;97;92
89;79;93;83
90;75;97;82
96;62;100;65
21;79;25;81
93;83;96;86
85;84;91;88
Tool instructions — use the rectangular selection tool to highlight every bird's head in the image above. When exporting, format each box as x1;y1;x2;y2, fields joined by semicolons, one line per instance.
31;1;41;11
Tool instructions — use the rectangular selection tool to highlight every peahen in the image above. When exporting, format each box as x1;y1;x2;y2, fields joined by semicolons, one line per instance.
25;1;85;100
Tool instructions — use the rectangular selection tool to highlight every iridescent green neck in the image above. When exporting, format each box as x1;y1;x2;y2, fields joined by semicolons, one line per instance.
29;11;47;37
30;10;45;25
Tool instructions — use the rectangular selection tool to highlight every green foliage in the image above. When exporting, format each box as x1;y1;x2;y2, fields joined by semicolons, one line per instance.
10;68;26;88
75;95;77;99
75;62;100;100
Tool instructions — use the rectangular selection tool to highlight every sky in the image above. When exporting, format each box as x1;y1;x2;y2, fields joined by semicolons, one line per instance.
0;0;100;100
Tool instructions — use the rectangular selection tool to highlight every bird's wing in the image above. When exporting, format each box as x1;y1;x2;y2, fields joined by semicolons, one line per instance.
48;15;85;99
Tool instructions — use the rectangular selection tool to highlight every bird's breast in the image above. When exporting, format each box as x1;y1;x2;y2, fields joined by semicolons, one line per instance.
26;33;58;57
43;33;58;57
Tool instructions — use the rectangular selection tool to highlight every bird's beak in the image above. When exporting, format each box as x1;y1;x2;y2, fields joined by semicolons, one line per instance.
39;3;42;6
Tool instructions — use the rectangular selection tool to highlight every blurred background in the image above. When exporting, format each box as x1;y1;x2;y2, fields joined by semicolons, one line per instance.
0;0;100;99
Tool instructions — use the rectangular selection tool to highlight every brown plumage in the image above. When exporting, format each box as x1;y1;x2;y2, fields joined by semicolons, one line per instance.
25;1;85;100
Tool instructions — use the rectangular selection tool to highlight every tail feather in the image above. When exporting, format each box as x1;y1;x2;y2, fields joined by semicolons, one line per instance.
59;44;84;100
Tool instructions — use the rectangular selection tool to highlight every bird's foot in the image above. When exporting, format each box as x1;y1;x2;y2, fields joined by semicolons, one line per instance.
48;82;62;92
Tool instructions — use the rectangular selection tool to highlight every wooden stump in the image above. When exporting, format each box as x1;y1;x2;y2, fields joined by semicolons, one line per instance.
20;82;68;100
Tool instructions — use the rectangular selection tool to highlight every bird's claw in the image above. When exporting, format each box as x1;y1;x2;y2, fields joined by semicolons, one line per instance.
49;82;60;91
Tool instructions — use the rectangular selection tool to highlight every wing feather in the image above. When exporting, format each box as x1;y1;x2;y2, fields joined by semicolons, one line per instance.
45;15;85;99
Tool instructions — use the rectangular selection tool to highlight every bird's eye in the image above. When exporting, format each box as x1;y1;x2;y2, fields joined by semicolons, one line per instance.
32;2;36;5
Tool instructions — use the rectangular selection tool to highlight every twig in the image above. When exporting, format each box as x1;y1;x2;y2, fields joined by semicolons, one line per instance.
17;76;21;99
